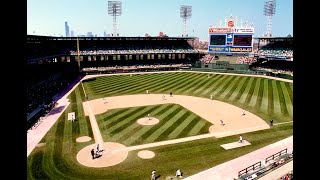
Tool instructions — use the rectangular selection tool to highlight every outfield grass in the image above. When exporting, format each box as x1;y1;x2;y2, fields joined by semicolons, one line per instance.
27;72;293;180
84;72;293;123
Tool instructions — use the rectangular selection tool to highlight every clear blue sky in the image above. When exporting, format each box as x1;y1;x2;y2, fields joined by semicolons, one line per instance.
27;0;292;40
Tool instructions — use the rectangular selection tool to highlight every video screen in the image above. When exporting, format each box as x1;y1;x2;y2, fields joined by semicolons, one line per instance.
233;35;252;46
210;35;226;45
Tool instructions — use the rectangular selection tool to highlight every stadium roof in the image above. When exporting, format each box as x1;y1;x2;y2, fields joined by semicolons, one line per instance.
253;37;293;40
27;35;196;41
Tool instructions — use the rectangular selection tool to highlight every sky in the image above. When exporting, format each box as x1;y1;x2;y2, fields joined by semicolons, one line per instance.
27;0;292;40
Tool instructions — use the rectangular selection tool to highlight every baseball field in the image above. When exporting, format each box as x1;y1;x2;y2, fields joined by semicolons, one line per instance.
27;71;293;180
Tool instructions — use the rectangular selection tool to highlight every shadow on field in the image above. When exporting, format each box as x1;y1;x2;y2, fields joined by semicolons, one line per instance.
48;106;66;115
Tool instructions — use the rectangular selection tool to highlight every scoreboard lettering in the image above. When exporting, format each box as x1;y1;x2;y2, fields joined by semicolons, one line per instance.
229;47;252;52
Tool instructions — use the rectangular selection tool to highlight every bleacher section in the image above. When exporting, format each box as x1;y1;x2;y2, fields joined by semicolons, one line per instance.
236;149;293;180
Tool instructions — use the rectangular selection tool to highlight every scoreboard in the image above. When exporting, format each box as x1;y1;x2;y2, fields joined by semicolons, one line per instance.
208;27;254;54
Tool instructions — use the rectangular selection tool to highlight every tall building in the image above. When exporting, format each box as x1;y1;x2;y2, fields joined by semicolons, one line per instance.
87;32;93;37
70;30;74;37
104;31;107;37
65;22;70;37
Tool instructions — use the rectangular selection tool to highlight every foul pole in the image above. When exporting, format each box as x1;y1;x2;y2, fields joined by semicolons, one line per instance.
77;38;80;71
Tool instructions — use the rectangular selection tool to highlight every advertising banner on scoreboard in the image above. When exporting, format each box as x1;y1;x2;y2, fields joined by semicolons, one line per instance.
208;46;230;52
209;28;231;33
233;28;254;33
229;47;252;52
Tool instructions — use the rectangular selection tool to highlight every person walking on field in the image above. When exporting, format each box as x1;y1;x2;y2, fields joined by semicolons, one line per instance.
176;169;183;178
239;135;243;143
151;170;156;180
91;149;95;159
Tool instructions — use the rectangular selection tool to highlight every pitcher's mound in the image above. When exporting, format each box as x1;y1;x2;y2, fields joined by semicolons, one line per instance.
76;136;91;142
77;142;128;168
138;150;155;159
137;117;159;125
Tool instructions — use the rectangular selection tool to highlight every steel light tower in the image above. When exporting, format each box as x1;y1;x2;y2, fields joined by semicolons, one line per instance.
263;0;276;37
108;1;122;36
180;5;192;37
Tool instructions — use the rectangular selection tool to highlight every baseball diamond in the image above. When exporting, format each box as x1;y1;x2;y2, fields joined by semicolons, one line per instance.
27;71;292;179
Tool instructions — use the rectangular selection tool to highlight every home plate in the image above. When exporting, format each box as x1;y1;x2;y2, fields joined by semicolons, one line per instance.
220;140;251;150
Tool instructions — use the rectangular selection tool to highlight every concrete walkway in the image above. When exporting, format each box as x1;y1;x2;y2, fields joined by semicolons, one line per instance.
184;136;293;180
27;78;82;157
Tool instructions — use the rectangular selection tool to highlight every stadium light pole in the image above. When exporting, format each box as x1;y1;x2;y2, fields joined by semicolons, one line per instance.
108;1;122;36
77;38;81;71
263;0;276;37
180;5;192;37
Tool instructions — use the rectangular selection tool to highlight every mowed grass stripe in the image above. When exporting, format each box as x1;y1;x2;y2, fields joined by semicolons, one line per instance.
238;77;255;104
142;73;187;93
181;74;212;94
87;75;132;90
109;105;161;135
280;82;293;116
200;75;229;97
177;116;204;137
93;73;172;96
188;120;210;136
272;80;282;115
248;78;261;106
74;86;88;136
97;107;130;121
255;78;265;109
150;73;195;93
284;82;293;105
228;76;249;101
196;74;224;96
98;108;140;130
189;74;222;95
222;76;243;99
105;106;154;133
144;107;186;143
161;73;205;93
62;105;73;154
260;79;269;112
192;74;220;94
113;104;170;141
98;73;172;96
267;80;274;115
211;76;236;97
174;74;211;94
123;104;179;145
153;111;192;142
172;73;209;94
276;81;289;116
215;76;239;97
218;76;242;99
86;75;139;94
143;73;189;93
116;73;182;95
91;73;162;90
167;113;197;139
91;73;169;94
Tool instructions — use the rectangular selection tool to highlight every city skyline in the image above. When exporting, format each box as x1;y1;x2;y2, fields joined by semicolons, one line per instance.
27;0;292;40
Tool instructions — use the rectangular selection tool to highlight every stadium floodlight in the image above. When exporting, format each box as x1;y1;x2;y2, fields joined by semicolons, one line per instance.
180;5;192;37
263;0;276;37
108;1;122;36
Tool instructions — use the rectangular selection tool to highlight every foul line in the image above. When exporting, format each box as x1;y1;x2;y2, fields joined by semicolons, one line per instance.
81;82;104;149
274;121;293;125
